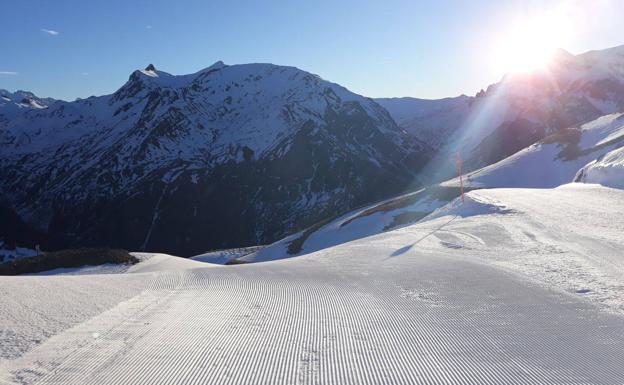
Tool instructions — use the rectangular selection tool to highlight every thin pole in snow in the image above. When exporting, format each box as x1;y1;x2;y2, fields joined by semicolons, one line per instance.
455;152;464;204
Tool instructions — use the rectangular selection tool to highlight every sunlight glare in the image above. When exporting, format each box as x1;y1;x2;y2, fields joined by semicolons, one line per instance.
493;7;574;74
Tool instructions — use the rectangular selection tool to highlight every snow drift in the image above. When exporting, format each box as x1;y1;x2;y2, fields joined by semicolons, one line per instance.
575;146;624;189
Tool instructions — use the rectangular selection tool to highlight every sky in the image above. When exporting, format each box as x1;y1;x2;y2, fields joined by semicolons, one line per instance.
1;0;623;101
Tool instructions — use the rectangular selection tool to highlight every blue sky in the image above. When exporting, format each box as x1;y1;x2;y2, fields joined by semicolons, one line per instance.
1;0;623;101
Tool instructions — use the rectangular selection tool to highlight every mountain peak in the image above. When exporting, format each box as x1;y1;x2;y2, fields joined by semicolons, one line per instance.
553;48;574;60
145;64;156;72
208;61;225;69
196;61;227;75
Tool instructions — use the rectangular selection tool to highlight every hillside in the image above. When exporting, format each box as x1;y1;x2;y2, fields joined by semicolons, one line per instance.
442;112;624;188
246;110;624;263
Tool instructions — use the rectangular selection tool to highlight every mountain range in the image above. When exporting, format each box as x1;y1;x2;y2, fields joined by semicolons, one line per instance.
2;45;624;256
379;46;624;180
0;62;430;256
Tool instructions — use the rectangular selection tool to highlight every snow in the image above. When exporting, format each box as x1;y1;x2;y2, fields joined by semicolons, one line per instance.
127;252;211;273
423;191;515;221
243;189;446;263
375;96;472;148
443;112;624;189
0;242;37;262
575;146;624;189
420;184;624;313
190;246;263;264
138;69;159;78
3;49;624;383
1;185;624;384
0;274;145;361
245;111;624;265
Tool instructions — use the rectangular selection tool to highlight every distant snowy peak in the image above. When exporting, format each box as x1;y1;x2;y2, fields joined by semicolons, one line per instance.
2;61;412;159
200;60;227;72
423;44;624;178
375;95;473;149
0;89;55;110
489;44;624;102
575;44;624;72
376;95;472;122
101;61;409;158
380;45;624;158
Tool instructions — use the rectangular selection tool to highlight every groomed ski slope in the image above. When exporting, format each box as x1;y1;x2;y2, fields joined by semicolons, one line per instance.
2;185;624;384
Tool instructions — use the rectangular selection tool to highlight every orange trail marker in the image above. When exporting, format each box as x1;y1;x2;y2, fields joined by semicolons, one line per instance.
454;152;464;204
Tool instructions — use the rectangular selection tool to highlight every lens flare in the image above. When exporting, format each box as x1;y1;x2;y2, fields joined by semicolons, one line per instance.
492;6;575;74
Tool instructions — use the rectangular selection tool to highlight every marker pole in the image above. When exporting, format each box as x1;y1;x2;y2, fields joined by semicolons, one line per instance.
455;152;464;204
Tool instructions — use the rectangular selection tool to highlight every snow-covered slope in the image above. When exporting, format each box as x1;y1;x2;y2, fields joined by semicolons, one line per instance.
0;89;55;125
575;146;624;189
240;110;624;264
2;184;624;384
420;184;624;312
127;252;212;273
190;246;263;264
0;63;431;256
0;89;55;111
443;112;624;188
240;186;454;264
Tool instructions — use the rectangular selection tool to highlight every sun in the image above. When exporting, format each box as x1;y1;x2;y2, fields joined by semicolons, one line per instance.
497;28;558;73
492;9;573;74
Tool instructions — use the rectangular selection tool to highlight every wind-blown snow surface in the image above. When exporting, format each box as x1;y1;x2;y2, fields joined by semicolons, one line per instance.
190;246;263;264
2;185;624;384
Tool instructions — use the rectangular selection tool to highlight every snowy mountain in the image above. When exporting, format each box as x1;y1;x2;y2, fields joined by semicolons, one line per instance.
3;60;624;385
375;95;473;149
0;63;431;256
244;110;624;265
0;89;55;122
379;45;624;182
4;45;624;258
453;46;624;170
